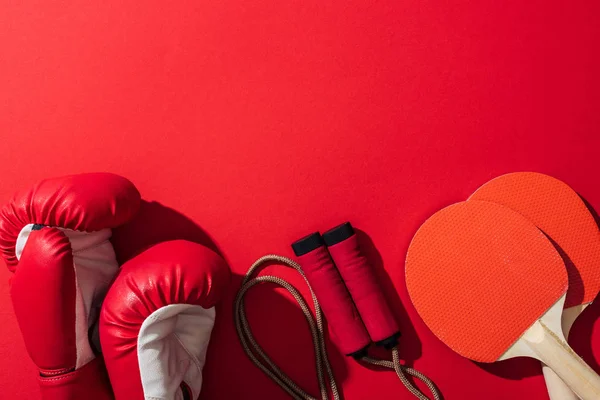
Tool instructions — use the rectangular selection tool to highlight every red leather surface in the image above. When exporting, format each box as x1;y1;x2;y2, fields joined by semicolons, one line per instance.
1;1;600;399
297;245;370;356
9;228;115;400
99;240;230;400
36;357;113;400
328;234;400;344
0;173;141;270
10;228;77;372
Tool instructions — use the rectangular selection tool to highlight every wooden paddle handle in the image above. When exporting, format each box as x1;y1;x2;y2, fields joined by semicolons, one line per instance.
542;364;579;400
541;307;589;400
526;321;600;400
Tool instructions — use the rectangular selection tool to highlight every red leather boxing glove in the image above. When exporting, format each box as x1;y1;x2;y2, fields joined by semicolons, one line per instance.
99;240;231;400
0;173;141;400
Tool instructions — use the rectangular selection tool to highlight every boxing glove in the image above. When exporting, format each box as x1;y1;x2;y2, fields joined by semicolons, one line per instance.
0;173;141;400
100;240;231;400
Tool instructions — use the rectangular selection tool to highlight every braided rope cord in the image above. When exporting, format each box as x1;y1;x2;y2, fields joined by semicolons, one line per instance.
234;254;442;400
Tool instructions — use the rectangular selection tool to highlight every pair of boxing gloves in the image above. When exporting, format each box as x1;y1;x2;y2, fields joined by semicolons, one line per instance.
0;173;231;400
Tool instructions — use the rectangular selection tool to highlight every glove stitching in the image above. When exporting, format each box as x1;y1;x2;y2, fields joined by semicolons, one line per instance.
173;331;202;393
35;225;112;255
39;371;77;382
71;239;112;255
173;332;202;372
40;367;73;376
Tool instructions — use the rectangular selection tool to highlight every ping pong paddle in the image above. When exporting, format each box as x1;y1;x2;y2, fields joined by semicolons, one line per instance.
469;172;600;400
405;200;600;400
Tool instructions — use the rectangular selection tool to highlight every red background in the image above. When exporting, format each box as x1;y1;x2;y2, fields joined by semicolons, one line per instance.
1;1;600;399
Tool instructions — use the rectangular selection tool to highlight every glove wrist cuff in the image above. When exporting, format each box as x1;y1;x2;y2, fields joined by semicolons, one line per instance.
39;357;114;400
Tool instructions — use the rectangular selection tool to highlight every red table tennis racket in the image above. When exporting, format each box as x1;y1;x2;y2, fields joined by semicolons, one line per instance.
469;172;600;400
405;200;600;400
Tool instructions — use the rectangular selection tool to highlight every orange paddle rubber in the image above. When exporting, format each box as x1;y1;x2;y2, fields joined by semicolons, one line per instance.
405;201;600;400
470;172;600;311
469;172;600;400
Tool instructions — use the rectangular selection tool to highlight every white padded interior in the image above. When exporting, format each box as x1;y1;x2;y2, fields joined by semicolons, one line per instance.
138;304;216;400
17;224;119;369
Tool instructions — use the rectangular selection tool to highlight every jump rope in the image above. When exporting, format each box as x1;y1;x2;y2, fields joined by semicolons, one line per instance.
234;222;441;399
